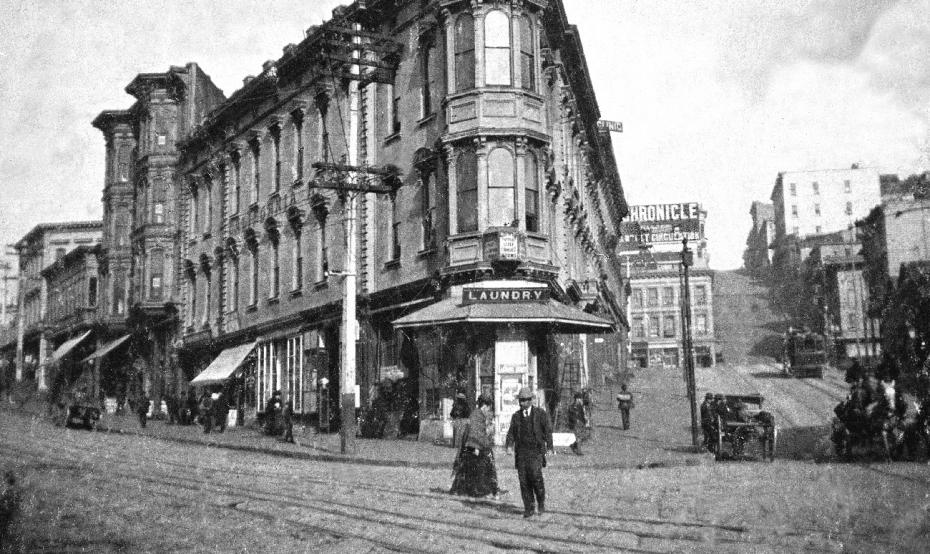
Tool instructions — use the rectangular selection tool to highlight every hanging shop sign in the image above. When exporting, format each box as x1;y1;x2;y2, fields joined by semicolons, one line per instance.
462;286;550;305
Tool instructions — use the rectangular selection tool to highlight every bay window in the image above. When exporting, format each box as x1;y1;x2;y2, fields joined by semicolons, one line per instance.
456;149;478;233
484;10;511;85
454;14;475;91
487;147;515;227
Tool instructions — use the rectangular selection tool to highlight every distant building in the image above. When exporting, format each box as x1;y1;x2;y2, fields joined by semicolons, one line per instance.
770;165;881;240
619;203;715;370
744;201;775;274
7;222;102;388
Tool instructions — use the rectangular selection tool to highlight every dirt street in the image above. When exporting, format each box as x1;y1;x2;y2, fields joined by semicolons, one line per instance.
2;362;929;553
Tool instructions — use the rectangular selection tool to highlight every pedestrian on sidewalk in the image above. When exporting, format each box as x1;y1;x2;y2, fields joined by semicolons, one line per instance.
568;392;589;455
282;400;294;443
505;387;553;518
700;393;715;452
450;391;472;449
616;384;634;430
213;391;230;433
136;392;150;429
264;390;283;436
450;394;499;498
199;391;214;434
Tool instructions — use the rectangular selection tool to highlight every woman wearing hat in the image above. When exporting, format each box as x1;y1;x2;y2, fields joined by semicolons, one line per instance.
449;391;472;449
450;394;499;499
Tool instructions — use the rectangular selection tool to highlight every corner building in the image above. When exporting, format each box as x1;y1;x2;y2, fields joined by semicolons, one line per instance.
106;0;629;442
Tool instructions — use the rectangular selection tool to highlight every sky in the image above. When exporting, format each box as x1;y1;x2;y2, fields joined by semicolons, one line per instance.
1;0;928;270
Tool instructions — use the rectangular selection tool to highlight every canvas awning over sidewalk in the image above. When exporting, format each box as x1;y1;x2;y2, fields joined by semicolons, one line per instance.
50;330;93;362
190;342;256;386
392;298;614;333
80;334;131;364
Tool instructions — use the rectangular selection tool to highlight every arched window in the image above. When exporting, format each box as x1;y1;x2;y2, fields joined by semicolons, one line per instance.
202;178;212;234
117;145;131;181
484;10;511;85
153;178;166;224
456;149;478;233
454;13;475;91
524;151;539;232
487;148;515;227
520;15;535;91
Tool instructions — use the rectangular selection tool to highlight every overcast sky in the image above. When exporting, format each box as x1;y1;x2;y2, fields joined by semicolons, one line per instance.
1;0;928;270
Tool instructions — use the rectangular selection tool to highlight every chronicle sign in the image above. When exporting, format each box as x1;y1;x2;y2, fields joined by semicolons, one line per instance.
619;202;704;250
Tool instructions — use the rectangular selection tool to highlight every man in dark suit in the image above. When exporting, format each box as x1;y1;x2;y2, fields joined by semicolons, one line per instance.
505;386;553;518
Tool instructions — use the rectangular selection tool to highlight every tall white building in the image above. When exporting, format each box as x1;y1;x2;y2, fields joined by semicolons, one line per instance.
771;165;881;239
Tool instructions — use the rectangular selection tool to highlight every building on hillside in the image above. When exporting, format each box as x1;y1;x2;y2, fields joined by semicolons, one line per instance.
92;63;226;405
744;201;775;275
618;203;715;370
161;0;629;443
4;222;102;390
770;165;881;240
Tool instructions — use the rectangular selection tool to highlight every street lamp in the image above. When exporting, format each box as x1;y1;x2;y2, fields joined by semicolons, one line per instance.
679;238;700;451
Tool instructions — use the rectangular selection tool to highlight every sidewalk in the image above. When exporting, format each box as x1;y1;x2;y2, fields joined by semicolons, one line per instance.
4;371;710;471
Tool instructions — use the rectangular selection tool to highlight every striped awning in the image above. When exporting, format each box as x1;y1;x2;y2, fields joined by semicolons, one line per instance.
80;334;131;364
50;330;92;362
393;298;614;333
190;342;257;386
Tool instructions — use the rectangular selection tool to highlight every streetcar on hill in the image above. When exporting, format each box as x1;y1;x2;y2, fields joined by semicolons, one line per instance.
782;328;827;378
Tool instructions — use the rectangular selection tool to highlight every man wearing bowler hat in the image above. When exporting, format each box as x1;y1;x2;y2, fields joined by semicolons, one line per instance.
505;386;553;518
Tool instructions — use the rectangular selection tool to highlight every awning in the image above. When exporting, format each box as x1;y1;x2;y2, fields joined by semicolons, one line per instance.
50;330;93;362
392;298;615;333
190;342;256;386
80;334;131;364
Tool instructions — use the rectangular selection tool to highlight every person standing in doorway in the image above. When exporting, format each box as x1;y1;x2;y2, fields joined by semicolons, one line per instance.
136;392;150;429
616;384;634;430
213;391;230;433
505;387;553;518
199;391;214;434
282;401;295;443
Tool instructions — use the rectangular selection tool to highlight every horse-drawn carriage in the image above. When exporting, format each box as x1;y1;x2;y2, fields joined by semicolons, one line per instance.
713;393;777;461
783;329;827;378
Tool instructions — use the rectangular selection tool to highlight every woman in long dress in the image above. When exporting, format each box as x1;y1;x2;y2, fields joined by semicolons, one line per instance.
450;394;499;498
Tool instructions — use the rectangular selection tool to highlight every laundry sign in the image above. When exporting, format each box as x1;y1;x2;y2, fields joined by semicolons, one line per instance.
462;287;550;305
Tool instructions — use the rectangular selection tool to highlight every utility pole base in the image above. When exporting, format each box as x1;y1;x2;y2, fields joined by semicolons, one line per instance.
339;393;357;454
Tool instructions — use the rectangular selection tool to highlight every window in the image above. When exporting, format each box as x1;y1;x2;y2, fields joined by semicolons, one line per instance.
454;13;475;91
421;173;436;249
88;277;97;307
694;285;707;305
203;272;211;326
519;15;535;91
812;181;819;195
316;219;328;282
202;179;212;234
487;148;515;227
419;37;434;118
249;246;259;306
292;228;303;291
55;248;66;261
231;152;241;215
272;126;281;193
791;204;798;217
117;145;131;182
484;10;511;85
663;287;674;306
846;312;858;331
391;198;401;260
250;141;260;205
648;316;659;337
293;116;304;182
229;253;239;312
153;179;166;224
695;313;707;334
149;248;164;302
789;183;796;196
524;152;539;232
286;336;304;413
186;278;195;326
632;317;644;338
647;288;658;307
814;204;821;216
115;214;129;248
663;316;676;338
456;148;478;233
188;191;198;235
845;202;853;216
271;240;280;298
631;288;643;309
844;180;851;193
